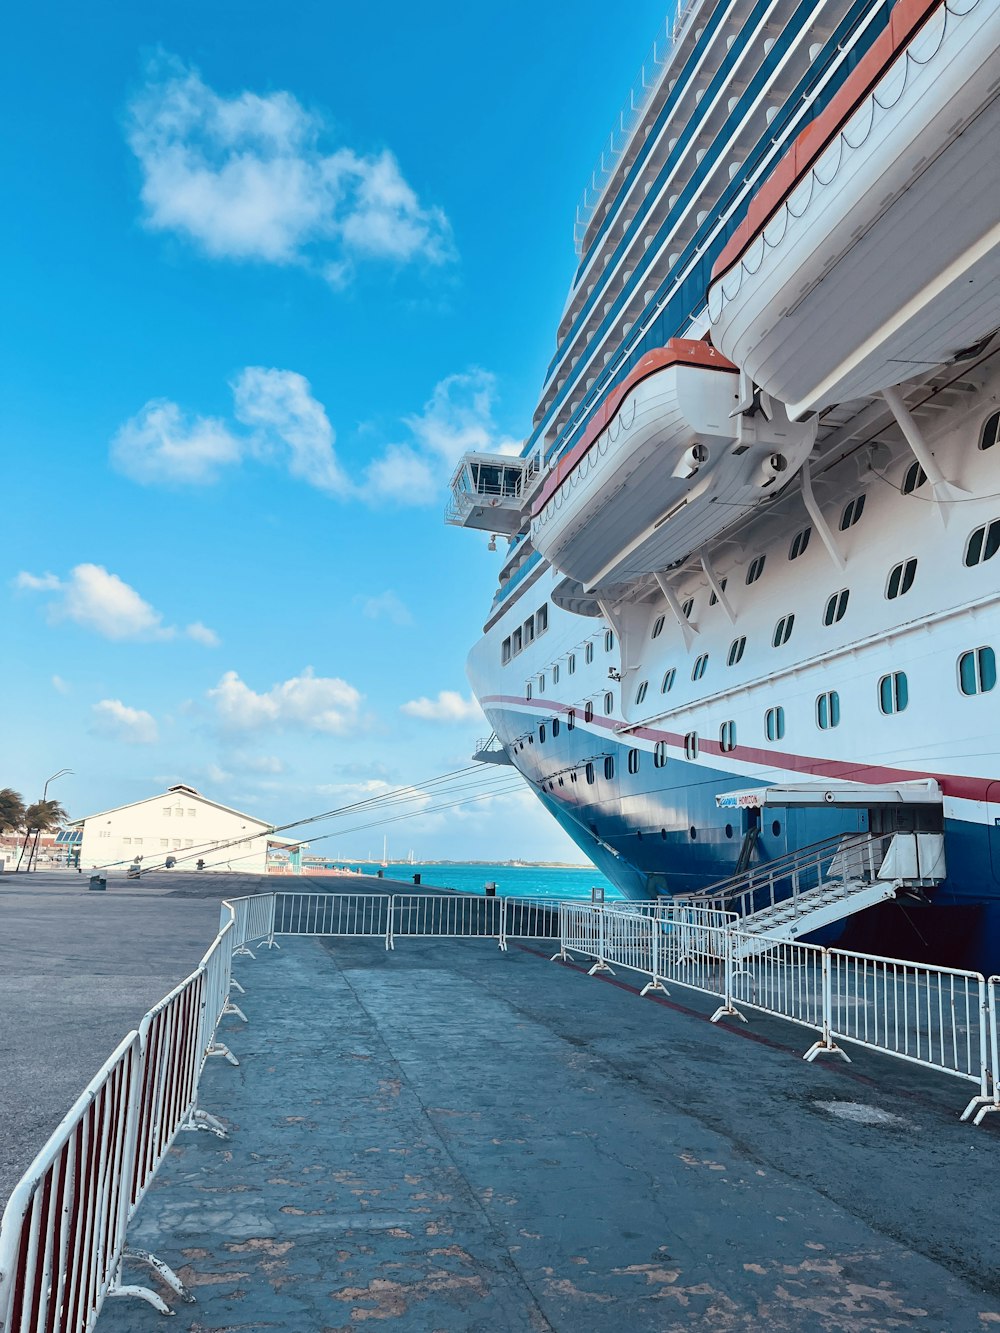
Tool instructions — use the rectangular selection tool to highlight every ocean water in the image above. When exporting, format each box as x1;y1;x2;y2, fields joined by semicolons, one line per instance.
321;861;621;901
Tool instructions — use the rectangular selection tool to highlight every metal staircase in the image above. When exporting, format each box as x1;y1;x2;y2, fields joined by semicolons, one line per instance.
675;830;946;960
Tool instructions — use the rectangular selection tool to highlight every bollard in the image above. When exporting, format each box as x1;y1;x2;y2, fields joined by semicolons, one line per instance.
413;872;421;885
485;881;497;898
377;869;384;879
89;875;107;892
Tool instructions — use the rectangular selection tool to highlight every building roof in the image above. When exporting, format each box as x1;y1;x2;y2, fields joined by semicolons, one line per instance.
68;785;274;832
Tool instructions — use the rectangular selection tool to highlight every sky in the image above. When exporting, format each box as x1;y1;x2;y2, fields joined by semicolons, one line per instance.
2;0;664;861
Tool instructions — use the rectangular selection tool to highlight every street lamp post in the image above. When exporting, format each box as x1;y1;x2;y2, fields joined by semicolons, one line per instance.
23;768;74;872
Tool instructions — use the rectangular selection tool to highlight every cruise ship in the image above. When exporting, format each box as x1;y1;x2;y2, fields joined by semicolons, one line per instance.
447;0;1000;970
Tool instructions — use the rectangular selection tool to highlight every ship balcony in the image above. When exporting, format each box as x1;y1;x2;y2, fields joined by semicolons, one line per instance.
446;452;536;535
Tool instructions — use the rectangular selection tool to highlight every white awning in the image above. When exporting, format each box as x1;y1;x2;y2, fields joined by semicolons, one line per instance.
715;779;942;810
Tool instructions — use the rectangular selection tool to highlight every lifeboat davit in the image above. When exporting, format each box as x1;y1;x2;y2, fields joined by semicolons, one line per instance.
708;0;1000;419
529;339;815;592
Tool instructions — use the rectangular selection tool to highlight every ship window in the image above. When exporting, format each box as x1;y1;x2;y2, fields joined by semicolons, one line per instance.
772;614;795;647
502;637;512;665
651;614;665;640
840;494;866;531
965;520;1000;567
958;646;997;696
886;558;917;599
585;642;594;664
653;741;667;768
684;731;699;760
661;668;676;693
627;748;640;774
727;636;746;667
691;653;709;681
635;680;649;705
524;616;535;643
538;723;546;744
604;756;615;780
568;653;576;675
552;664;560;685
746;555;766;585
902;461;927;494
789;527;811;560
512;627;522;654
538;673;546;694
681;597;695;619
709;578;728;607
585;762;595;784
604;691;614;715
764;705;785;742
536;604;548;634
823;589;849;626
980;411;1000;451
585;701;594;722
719;720;737;752
816;690;841;730
567;710;576;730
552;717;560;738
879;672;908;715
526;681;532;700
604;629;614;652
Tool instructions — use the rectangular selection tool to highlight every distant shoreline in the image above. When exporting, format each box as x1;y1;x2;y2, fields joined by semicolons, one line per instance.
308;860;593;870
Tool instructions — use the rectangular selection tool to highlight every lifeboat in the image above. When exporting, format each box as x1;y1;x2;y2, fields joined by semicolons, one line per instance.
529;339;815;592
708;0;1000;419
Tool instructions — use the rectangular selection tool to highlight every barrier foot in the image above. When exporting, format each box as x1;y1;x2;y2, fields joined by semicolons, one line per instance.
233;943;256;959
551;949;575;962
230;977;246;995
498;938;508;952
588;961;615;976
710;1003;748;1024
640;980;669;996
961;1094;1000;1124
207;1042;239;1066
182;1106;229;1138
265;935;281;949
803;1039;851;1064
223;999;248;1022
124;1246;195;1303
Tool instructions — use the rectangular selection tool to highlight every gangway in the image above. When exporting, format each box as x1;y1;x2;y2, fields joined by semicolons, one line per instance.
674;831;945;960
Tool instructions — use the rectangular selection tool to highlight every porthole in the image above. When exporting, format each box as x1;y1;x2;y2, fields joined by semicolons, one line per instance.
604;629;614;652
965;520;1000;568
604;691;614;715
585;762;595;784
660;828;667;840
661;668;676;694
538;723;545;744
878;672;908;715
536;604;548;634
980;411;1000;451
727;636;746;667
568;653;576;675
719;720;737;753
552;717;560;738
681;597;695;620
725;824;734;839
684;731;699;760
552;664;560;685
538;673;546;693
651;615;665;640
635;680;649;705
958;646;997;696
823;589;849;626
501;637;512;664
524;616;536;644
816;690;841;730
567;710;576;731
772;614;794;647
840;494;866;531
886;558;917;599
627;748;640;775
653;741;667;768
585;642;594;664
512;627;523;653
902;461;927;494
709;578;728;607
584;701;594;723
746;554;766;585
689;827;698;841
603;756;615;780
772;821;782;837
789;527;811;560
526;682;532;700
691;653;709;681
764;705;785;742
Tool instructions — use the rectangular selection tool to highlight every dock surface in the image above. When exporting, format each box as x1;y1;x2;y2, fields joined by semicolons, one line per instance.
86;920;1000;1330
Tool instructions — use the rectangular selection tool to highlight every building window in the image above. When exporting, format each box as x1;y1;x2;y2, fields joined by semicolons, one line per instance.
568;653;576;675
840;494;866;531
526;682;532;700
604;756;615;780
886;558;917;599
684;731;699;760
604;629;614;652
172;839;181;849
653;741;667;768
584;701;594;723
709;578;728;607
661;668;676;694
691;653;709;681
604;691;614;715
902;461;927;494
772;614;795;647
536;604;548;634
965;520;1000;568
727;636;746;667
160;838;168;848
184;839;194;847
122;837;131;846
681;597;694;620
539;724;546;744
175;808;184;819
816;690;841;729
789;527;811;560
746;554;766;585
651;614;665;639
635;680;649;705
552;664;560;685
719;720;737;752
567;709;575;730
501;637;512;664
765;706;785;741
524;617;535;644
552;717;560;738
627;748;640;775
879;672;909;715
512;627;522;654
980;411;1000;451
823;589;849;626
958;646;997;696
585;642;594;664
98;830;111;838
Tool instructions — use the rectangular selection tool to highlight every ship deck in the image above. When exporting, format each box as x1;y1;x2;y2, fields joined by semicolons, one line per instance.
5;873;1000;1330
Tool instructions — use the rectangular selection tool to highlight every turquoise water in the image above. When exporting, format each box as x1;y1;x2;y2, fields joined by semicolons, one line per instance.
320;861;621;901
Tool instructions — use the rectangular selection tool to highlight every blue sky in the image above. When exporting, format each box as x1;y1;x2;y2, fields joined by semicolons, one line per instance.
3;1;663;860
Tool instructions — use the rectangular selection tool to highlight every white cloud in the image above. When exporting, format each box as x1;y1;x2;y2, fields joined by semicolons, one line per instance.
400;690;483;723
14;563;219;645
208;667;363;735
91;699;159;745
51;675;71;694
186;621;221;647
111;400;242;485
233;367;349;495
358;590;413;626
126;56;453;280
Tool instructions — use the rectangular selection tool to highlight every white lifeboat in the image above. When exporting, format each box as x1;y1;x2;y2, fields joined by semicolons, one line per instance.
529;339;815;592
708;0;1000;419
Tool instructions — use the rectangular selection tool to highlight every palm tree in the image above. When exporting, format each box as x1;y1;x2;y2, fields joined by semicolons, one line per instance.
20;799;68;872
0;788;26;834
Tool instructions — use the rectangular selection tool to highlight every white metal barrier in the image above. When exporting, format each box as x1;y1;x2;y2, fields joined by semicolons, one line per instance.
271;891;390;942
726;931;828;1053
963;974;1000;1125
390;895;503;949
